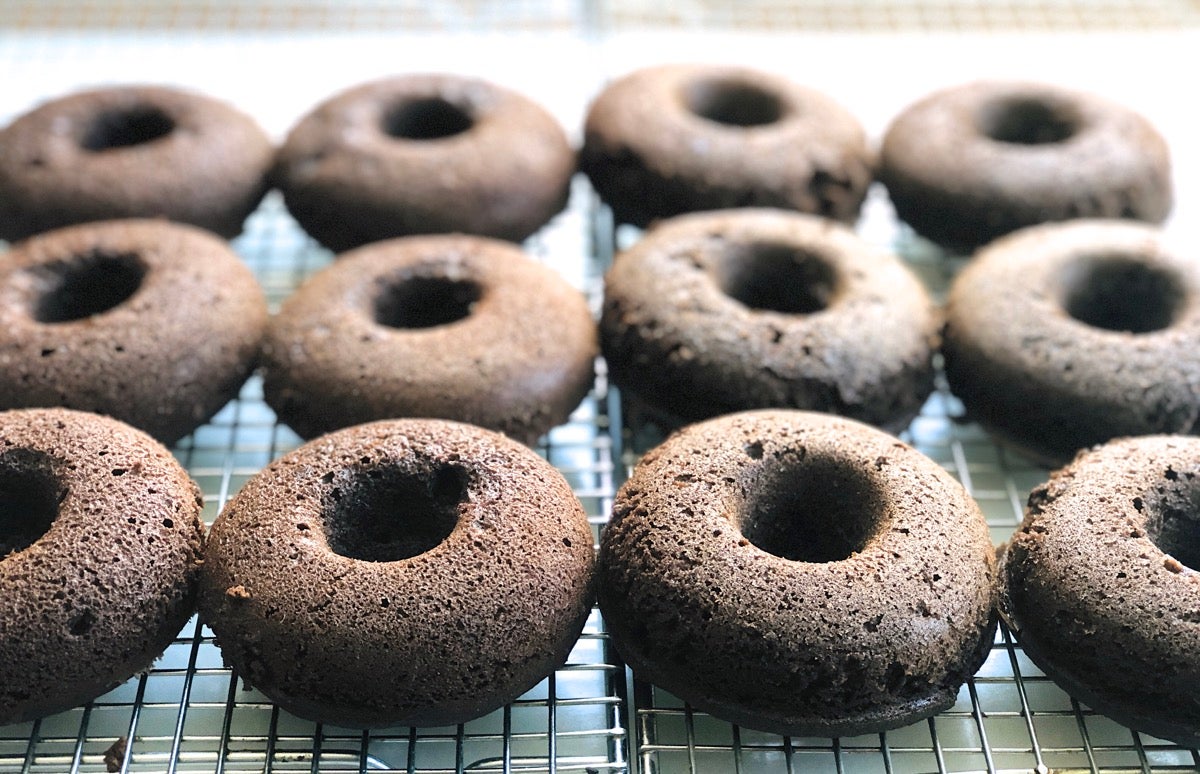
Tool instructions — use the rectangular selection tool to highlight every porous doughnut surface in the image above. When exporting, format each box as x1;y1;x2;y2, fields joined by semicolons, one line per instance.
199;419;596;728
598;410;996;737
0;408;205;725
601;209;937;431
943;219;1200;466
274;74;574;251
0;219;268;445
1000;436;1200;747
262;234;597;444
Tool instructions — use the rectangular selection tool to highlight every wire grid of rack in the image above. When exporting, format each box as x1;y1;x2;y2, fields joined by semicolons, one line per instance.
2;3;1200;772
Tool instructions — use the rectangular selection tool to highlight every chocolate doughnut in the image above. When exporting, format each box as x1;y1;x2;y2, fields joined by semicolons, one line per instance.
581;64;873;227
1000;435;1200;747
943;220;1200;466
273;75;575;251
880;80;1172;251
0;408;205;725
0;219;268;445
261;234;597;444
601;209;937;432
598;410;996;736
198;418;596;728
0;85;273;242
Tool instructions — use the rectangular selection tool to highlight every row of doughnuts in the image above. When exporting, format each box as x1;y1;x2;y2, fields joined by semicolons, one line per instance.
5;404;1199;747
0;65;1174;251
0;408;597;730
0;219;597;446
6;208;1193;469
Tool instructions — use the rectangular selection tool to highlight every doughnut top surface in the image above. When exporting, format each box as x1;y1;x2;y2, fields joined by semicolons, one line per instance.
273;74;574;250
0;85;273;241
199;418;596;727
1000;435;1200;747
598;410;996;736
261;234;597;443
0;407;205;725
581;64;874;226
943;219;1200;465
880;80;1172;250
601;209;937;431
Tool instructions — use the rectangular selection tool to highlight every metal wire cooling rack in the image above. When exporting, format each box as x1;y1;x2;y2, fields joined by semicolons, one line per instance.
2;3;1200;773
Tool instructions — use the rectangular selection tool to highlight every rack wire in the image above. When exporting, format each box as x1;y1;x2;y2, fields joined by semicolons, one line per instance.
2;3;1200;772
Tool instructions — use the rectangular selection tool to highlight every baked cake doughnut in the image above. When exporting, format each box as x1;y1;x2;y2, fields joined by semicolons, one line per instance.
581;64;873;227
601;209;937;432
1000;435;1200;747
598;410;996;736
0;85;273;242
0;219;268;445
880;80;1172;251
0;408;205;725
943;220;1200;466
261;234;596;444
273;74;574;251
199;418;596;728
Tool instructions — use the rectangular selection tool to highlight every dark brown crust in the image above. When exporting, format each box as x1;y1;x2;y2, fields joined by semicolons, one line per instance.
0;219;268;445
999;436;1200;747
0;85;273;242
0;408;205;725
580;64;873;227
198;419;596;728
942;220;1200;467
880;80;1172;251
598;410;996;737
273;75;575;251
600;209;938;432
261;235;597;444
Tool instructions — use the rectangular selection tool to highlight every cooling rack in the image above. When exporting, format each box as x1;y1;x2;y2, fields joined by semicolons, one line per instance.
1;3;1200;772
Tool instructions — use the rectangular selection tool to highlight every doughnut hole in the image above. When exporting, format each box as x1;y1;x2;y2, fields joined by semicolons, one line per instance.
684;78;785;127
382;98;474;140
31;251;148;324
1144;473;1200;572
321;463;468;562
979;96;1078;145
738;452;887;563
374;275;482;330
711;242;840;314
1060;254;1184;334
0;451;62;558
81;105;176;151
